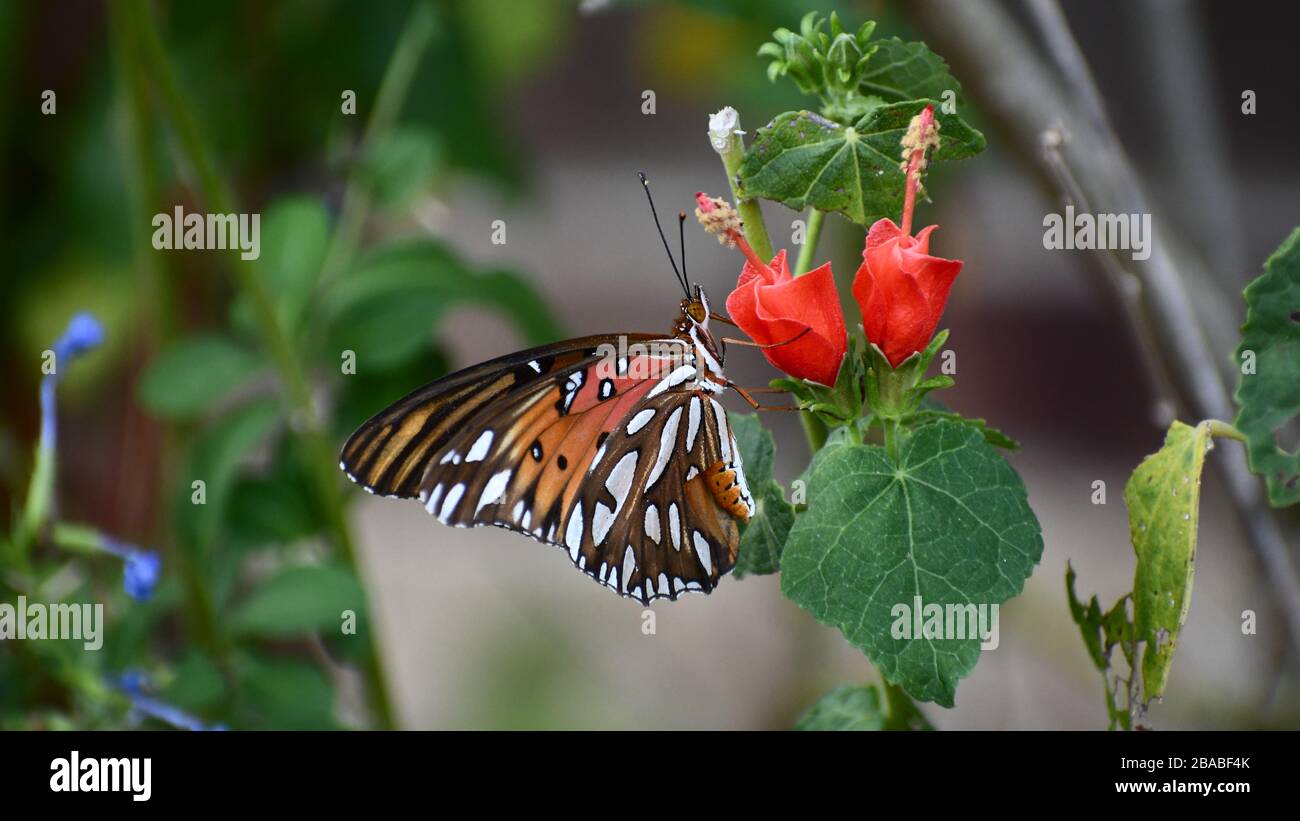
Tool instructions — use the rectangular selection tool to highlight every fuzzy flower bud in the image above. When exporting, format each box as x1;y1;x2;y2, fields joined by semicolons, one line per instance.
694;193;741;247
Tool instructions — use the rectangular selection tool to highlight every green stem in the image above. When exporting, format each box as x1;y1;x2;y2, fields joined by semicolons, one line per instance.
1207;419;1247;443
799;413;829;454
124;0;396;729
16;436;53;557
319;0;438;285
794;208;826;276
718;126;774;261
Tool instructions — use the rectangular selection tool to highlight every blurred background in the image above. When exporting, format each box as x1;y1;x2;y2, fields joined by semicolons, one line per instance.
1;0;1297;729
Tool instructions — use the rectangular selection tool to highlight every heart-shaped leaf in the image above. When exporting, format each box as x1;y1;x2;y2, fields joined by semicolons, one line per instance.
780;421;1041;706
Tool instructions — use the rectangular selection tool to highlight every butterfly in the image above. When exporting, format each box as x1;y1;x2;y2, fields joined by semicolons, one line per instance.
340;177;775;605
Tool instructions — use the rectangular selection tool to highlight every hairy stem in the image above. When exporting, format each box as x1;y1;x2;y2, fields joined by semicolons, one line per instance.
718;126;774;261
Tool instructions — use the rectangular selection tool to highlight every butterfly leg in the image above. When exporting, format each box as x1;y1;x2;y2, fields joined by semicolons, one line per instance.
726;382;801;412
720;326;811;350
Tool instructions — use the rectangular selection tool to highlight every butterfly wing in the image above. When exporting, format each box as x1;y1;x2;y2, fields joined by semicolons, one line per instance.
342;330;756;604
340;334;660;499
560;390;756;603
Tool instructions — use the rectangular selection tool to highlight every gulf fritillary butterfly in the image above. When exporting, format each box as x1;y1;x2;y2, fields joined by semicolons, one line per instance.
339;177;764;605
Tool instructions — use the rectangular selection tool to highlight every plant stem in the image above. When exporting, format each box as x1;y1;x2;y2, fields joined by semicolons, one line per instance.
319;0;438;285
718;126;774;261
794;208;826;276
124;0;397;729
1207;419;1247;443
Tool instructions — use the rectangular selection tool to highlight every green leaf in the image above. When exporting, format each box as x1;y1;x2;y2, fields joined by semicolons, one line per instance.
227;466;318;550
359;126;443;208
729;413;794;578
163;650;226;712
729;412;775;487
795;685;886;730
231;196;331;337
739;101;985;227
780;421;1042;706
234;653;336;729
910;409;1020;451
1124;420;1211;701
137;334;261;420
736;481;795;578
228;563;365;638
175;400;280;557
1065;561;1112;672
859;37;961;104
1233;227;1300;506
323;240;563;370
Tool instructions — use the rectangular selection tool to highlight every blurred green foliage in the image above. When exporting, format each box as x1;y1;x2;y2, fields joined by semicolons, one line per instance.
0;0;943;730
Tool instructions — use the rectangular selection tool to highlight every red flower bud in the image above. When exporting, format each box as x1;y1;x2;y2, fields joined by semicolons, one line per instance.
852;218;962;367
726;249;847;386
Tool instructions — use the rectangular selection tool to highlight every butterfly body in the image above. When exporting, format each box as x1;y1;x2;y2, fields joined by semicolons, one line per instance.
340;286;754;604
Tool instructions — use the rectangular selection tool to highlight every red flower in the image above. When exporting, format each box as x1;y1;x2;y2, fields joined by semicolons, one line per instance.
852;218;962;367
726;249;847;386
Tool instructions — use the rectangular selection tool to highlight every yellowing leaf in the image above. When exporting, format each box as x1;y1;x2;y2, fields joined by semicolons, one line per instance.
1124;420;1211;700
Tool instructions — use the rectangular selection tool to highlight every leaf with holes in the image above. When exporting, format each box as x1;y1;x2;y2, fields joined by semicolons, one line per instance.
729;413;794;577
780;421;1042;706
1125;420;1211;701
739;101;985;227
1234;227;1300;506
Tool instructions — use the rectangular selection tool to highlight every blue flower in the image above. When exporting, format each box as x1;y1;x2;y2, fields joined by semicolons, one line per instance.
114;671;226;732
40;312;105;450
122;550;162;601
101;537;162;601
52;312;105;363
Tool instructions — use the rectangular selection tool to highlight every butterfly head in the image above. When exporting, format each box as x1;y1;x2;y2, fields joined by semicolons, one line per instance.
680;283;710;326
676;284;726;379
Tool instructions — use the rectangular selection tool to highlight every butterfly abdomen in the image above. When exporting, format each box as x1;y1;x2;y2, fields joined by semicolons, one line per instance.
703;461;753;522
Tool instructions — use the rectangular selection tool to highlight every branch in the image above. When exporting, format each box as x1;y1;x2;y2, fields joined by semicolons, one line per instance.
910;0;1300;660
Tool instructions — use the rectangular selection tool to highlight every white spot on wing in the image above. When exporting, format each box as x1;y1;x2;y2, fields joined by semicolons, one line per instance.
425;484;444;514
668;503;681;551
693;530;713;574
686;397;701;450
604;450;639;512
621;546;636;593
466;430;494;462
710;399;731;462
647;364;696;398
593;502;616;545
644;504;660;544
644;406;683;489
438;483;465;522
566;501;584;559
626;408;656;435
475;469;511;515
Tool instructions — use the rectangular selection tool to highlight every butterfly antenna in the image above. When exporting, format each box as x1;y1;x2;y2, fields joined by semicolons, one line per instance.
678;211;690;291
638;171;691;298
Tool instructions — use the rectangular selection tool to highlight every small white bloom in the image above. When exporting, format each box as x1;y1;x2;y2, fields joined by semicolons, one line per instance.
708;106;745;153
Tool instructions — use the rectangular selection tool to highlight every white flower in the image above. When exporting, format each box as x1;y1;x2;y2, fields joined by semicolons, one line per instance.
708;106;745;153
